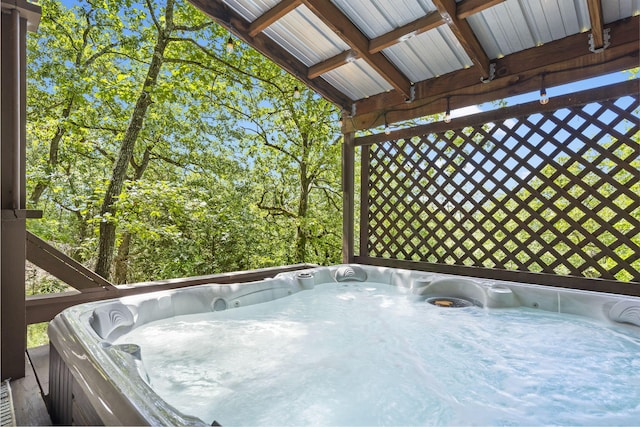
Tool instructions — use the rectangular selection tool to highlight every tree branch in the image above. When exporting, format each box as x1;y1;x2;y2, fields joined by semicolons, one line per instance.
81;41;120;70
257;192;297;218
145;0;162;32
67;119;123;134
151;152;184;168
174;21;215;32
167;37;288;95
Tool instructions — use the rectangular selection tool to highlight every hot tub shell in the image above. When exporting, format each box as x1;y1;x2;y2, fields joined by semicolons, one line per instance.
48;264;640;425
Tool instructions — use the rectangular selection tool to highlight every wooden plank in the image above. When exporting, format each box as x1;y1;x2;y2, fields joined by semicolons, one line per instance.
432;0;491;78
347;15;639;131
11;355;52;426
586;0;605;50
26;263;317;324
248;0;301;37
26;231;115;291
301;0;413;99
26;345;49;396
0;208;42;219
457;0;506;19
369;12;443;54
187;0;353;110
308;50;357;79
342;132;355;263
356;256;640;296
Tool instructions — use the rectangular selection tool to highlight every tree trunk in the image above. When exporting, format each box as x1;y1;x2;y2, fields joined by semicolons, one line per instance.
94;2;173;279
295;143;310;262
30;97;74;205
110;147;152;281
114;232;131;284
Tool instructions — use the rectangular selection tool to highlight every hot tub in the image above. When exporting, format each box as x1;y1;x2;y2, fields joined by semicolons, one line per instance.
48;264;640;425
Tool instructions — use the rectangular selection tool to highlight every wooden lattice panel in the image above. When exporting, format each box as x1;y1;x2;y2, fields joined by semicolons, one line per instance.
364;89;639;283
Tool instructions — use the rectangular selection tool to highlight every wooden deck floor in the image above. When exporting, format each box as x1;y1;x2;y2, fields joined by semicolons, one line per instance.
10;345;52;426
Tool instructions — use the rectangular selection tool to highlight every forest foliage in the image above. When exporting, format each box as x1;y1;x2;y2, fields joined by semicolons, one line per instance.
26;0;343;292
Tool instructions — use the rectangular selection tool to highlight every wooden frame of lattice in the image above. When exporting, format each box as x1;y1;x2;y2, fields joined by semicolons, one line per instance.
353;80;639;295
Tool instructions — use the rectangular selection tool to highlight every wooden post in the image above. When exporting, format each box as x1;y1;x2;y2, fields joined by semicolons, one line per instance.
341;132;355;263
359;144;370;258
1;0;40;381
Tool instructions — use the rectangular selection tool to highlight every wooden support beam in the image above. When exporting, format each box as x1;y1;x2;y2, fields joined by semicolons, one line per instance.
2;7;26;382
369;12;444;54
358;144;370;258
347;15;639;131
26;231;116;291
1;1;40;381
301;0;413;99
457;0;506;20
586;0;605;50
308;49;357;79
432;0;492;79
248;0;301;37
188;0;353;110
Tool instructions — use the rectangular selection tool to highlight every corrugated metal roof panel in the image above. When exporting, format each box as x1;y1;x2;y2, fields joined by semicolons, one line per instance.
322;59;393;100
536;0;588;38
467;0;592;59
331;0;436;39
383;26;472;82
223;0;280;22
467;1;535;59
263;5;350;67
602;0;640;24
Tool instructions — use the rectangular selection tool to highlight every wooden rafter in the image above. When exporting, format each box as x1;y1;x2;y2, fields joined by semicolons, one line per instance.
586;0;605;50
431;0;492;79
346;15;639;131
369;12;444;54
248;0;301;37
188;0;353;109
457;0;506;19
369;0;505;53
312;0;504;78
308;49;358;79
300;0;413;99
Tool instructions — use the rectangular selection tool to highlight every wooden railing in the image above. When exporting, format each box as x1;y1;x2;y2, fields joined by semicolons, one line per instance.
26;263;316;324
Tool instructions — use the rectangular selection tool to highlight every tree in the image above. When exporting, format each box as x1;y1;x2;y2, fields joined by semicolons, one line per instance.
220;67;343;264
27;0;344;285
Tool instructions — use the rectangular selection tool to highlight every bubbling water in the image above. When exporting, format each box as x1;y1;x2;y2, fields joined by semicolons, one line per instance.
114;282;640;426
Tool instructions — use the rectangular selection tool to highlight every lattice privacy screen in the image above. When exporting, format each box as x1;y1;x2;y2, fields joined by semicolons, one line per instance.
362;85;639;283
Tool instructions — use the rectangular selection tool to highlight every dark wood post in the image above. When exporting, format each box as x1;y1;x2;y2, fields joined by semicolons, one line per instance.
1;0;40;381
341;131;355;263
359;144;370;259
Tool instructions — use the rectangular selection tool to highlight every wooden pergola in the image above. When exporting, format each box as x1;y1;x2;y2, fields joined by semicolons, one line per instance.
1;0;638;384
